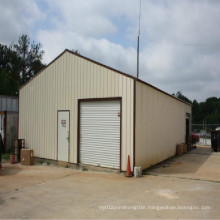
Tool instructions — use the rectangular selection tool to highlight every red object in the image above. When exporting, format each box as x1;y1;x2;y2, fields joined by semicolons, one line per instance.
126;155;133;177
191;134;199;144
10;155;16;164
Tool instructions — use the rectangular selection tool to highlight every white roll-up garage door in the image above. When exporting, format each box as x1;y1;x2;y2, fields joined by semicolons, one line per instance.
80;100;121;169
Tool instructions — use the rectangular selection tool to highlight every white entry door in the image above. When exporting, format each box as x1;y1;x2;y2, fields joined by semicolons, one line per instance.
58;111;69;162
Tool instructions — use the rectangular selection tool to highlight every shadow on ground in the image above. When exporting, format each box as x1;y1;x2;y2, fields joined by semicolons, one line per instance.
0;163;22;176
144;146;220;182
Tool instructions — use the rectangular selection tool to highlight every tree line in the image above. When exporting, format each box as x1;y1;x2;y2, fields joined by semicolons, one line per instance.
0;34;45;96
173;92;220;124
0;35;219;124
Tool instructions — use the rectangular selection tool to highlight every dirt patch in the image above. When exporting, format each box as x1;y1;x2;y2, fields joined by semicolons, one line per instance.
0;163;77;193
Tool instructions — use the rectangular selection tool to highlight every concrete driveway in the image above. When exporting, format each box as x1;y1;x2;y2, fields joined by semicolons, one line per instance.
146;146;220;182
0;146;219;219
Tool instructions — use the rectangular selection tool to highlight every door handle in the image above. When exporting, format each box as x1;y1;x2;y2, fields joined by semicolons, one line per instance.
67;131;69;141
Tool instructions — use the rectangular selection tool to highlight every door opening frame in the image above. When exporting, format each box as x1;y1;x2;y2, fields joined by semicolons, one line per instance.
0;111;6;153
186;113;191;150
77;97;122;171
57;110;70;162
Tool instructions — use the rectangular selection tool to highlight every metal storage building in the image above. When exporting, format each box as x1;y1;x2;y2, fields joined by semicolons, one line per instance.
0;95;19;152
19;49;191;171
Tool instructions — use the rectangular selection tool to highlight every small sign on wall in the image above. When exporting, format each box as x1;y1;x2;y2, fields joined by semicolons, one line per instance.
61;120;66;127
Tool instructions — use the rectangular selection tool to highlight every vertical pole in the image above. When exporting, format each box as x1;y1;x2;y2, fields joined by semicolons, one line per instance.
203;120;204;145
137;35;139;79
137;0;141;79
205;121;207;146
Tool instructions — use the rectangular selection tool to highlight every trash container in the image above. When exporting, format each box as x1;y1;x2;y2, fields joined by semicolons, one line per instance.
211;130;220;152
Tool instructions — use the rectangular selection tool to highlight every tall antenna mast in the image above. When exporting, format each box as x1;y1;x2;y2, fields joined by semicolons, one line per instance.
137;0;141;79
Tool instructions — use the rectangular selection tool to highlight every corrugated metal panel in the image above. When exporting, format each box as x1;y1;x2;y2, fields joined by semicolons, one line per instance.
1;98;6;111
80;101;120;169
12;99;18;112
0;96;18;112
135;81;192;170
19;51;134;171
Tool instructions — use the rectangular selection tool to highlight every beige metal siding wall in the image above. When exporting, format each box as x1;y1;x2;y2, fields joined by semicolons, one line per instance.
135;81;191;170
19;51;134;171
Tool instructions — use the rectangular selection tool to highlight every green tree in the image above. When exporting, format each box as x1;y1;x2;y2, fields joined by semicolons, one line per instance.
192;100;199;123
0;70;20;96
173;91;192;104
203;97;220;123
0;34;45;96
172;91;220;124
11;34;45;83
192;97;220;123
0;44;21;96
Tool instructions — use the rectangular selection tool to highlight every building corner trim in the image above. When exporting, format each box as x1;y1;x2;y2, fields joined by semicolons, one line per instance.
133;79;136;170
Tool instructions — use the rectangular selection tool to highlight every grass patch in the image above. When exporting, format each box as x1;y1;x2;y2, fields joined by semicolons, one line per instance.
37;160;51;165
1;153;10;161
65;164;69;168
82;167;88;171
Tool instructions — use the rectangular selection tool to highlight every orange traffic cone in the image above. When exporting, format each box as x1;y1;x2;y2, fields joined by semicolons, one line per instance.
126;155;133;177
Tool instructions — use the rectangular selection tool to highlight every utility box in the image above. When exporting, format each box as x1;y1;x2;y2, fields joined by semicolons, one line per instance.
20;149;34;165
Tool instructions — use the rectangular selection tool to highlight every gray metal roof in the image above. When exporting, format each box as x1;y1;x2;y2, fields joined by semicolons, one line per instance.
0;95;18;112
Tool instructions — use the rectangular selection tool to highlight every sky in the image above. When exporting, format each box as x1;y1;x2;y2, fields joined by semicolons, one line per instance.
0;0;220;102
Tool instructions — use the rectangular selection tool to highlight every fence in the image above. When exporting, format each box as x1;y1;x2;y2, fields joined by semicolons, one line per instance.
192;123;220;146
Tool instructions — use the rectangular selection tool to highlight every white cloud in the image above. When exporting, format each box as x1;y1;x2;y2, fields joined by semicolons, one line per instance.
45;0;121;37
0;0;45;44
140;41;220;101
38;30;136;75
138;0;220;101
1;0;220;102
141;0;220;44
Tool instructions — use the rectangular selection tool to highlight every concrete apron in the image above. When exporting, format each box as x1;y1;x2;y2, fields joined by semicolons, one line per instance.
0;162;219;219
34;157;121;174
145;146;220;182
